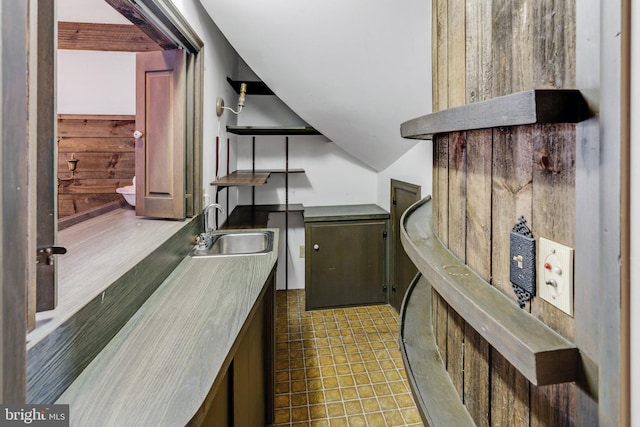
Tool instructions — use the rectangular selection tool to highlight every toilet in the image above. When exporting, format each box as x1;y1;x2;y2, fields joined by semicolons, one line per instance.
116;176;136;207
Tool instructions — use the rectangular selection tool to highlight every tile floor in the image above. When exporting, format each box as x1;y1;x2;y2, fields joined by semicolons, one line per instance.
273;290;424;427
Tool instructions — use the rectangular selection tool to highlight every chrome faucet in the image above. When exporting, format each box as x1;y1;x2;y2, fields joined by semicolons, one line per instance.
199;203;224;249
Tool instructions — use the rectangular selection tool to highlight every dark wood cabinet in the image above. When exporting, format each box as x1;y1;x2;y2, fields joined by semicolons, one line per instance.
200;272;275;426
304;205;389;310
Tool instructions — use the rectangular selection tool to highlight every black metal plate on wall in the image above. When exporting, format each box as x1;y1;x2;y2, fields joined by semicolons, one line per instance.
510;216;535;308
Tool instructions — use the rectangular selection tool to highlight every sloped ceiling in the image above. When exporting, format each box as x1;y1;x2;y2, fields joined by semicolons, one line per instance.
198;0;432;171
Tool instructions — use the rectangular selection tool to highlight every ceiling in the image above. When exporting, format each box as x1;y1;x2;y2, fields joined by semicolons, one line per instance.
198;0;432;171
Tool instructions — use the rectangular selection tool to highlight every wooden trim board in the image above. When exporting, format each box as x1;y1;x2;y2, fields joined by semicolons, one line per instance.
58;22;162;52
400;196;578;386
401;89;591;140
400;273;475;426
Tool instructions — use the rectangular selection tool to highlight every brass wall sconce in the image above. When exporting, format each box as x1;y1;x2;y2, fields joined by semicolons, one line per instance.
216;82;247;117
58;154;79;182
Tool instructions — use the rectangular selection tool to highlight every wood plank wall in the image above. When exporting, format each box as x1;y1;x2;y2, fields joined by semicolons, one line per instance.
433;0;576;111
428;1;596;426
58;115;135;219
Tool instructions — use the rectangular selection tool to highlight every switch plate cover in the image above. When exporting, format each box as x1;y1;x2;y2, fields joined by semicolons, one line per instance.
538;237;574;316
510;232;536;295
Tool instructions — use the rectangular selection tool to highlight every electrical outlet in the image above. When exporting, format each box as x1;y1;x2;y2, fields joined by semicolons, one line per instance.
538;237;574;316
299;245;305;258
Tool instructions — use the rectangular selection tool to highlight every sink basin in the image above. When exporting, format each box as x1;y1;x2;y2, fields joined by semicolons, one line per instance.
190;231;274;258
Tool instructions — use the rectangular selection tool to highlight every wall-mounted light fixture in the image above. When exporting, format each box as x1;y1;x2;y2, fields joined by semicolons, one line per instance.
58;153;79;182
216;82;247;117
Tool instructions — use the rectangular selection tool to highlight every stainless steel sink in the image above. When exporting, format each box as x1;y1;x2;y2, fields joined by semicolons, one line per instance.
190;231;274;258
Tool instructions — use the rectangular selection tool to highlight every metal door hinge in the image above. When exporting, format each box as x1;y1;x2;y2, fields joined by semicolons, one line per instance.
382;283;388;292
383;230;388;239
36;246;67;266
392;199;397;206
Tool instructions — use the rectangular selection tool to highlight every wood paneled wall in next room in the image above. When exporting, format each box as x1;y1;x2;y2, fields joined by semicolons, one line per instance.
58;115;135;219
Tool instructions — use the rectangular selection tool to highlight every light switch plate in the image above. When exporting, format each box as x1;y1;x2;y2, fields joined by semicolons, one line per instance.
299;245;305;258
538;237;574;316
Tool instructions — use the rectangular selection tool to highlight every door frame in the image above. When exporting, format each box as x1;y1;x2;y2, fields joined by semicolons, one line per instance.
1;0;31;402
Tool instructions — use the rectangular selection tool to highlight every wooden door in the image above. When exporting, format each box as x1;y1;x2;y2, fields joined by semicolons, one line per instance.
306;220;386;310
135;49;185;219
390;180;421;312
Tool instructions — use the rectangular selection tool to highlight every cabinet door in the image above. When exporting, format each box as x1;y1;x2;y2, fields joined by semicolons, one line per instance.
201;370;230;427
306;220;386;309
233;300;266;426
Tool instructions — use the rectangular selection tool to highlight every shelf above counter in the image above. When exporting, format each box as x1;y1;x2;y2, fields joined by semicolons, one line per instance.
401;89;591;140
400;196;578;386
226;126;322;136
210;169;305;190
222;204;305;229
210;171;270;188
236;169;305;174
226;78;274;95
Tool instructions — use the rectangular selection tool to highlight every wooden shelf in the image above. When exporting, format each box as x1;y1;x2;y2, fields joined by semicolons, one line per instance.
235;169;305;174
221;204;305;230
400;274;475;426
401;89;591;140
226;126;322;136
226;78;274;95
210;171;270;188
400;196;578;386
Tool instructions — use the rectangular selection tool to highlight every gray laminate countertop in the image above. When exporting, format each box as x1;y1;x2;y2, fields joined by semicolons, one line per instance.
56;229;279;427
303;204;389;223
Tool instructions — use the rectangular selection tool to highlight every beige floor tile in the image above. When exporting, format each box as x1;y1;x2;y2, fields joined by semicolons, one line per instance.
361;397;380;413
378;395;399;411
347;415;367;427
325;388;342;403
291;392;309;407
365;412;386;425
292;406;310;422
401;407;423;424
344;400;363;416
326;402;346;418
340;386;358;401
384;409;406;426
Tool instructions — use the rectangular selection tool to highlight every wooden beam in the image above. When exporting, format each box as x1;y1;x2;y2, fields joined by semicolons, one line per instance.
58;22;162;52
401;89;591;140
104;0;178;50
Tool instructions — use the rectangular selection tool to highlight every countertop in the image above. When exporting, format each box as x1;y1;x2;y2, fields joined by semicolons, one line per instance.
56;229;278;427
303;204;389;223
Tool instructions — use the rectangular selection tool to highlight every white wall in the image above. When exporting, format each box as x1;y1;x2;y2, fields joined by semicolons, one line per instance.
56;0;137;114
57;50;135;115
376;141;433;211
